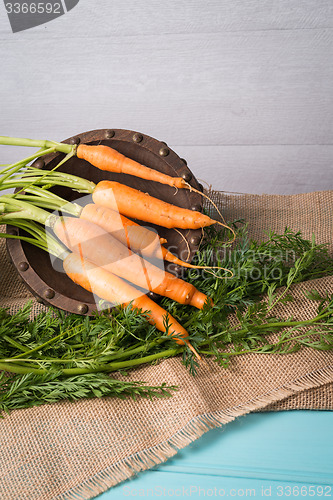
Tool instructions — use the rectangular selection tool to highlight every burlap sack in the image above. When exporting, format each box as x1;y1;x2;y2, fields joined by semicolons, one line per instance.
0;190;332;499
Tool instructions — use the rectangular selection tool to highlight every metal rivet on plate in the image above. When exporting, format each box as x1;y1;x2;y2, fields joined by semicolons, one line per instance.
133;133;143;143
159;147;169;157
148;291;160;301
191;204;202;212
180;158;187;165
44;288;55;299
182;171;192;182
32;158;45;169
34;159;45;169
190;236;201;246
105;130;115;139
69;137;80;145
77;303;89;314
166;263;175;274
18;261;29;272
166;263;181;275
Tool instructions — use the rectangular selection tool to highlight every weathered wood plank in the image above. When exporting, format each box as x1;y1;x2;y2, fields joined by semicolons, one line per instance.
0;29;332;145
175;145;333;194
1;145;331;196
0;0;332;37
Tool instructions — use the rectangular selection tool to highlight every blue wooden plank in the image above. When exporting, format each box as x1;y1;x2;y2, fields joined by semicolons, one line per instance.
97;411;333;499
103;474;332;499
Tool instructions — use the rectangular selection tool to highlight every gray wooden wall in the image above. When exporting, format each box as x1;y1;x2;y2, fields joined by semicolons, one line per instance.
0;0;332;194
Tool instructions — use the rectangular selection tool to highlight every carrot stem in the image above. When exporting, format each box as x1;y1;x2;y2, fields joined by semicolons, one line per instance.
0;219;68;258
0;147;56;185
0;136;73;154
13;150;76;198
0;346;182;376
9;186;82;216
0;362;45;375
0;196;52;225
0;175;95;193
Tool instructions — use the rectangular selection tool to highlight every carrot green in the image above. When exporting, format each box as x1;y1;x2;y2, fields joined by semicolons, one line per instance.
0;223;333;414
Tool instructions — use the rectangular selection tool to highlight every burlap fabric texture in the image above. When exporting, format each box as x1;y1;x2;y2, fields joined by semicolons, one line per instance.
0;190;332;499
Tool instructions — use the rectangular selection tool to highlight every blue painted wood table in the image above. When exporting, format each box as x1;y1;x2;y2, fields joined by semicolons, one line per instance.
98;410;333;499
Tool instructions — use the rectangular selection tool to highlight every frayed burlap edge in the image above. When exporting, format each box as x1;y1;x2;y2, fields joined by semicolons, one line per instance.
56;364;333;500
1;191;333;500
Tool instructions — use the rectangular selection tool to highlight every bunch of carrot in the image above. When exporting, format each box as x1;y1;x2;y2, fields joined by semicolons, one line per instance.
0;135;234;360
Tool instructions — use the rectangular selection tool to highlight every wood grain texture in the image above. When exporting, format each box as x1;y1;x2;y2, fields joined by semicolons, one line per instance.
0;1;332;194
0;0;333;37
0;29;332;146
99;412;333;499
3;145;332;195
176;146;333;194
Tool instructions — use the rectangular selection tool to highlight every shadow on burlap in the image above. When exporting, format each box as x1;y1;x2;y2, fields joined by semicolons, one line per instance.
0;190;332;499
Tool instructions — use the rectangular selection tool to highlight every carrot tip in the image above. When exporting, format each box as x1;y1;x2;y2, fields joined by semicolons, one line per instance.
187;342;201;361
190;291;212;310
200;356;211;370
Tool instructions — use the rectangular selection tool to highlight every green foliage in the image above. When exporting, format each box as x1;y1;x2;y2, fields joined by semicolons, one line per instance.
0;224;333;415
0;371;177;414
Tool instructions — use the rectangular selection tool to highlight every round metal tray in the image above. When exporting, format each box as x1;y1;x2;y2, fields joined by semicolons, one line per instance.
6;129;203;315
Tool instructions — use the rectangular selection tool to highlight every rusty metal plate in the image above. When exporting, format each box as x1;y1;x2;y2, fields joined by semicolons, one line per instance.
6;129;203;315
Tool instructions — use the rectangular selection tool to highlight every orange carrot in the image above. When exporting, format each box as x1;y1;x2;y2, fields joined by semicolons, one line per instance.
77;144;188;189
92;181;215;229
80;203;166;258
63;252;193;349
81;204;229;273
53;217;211;309
0;135;234;242
0;135;190;189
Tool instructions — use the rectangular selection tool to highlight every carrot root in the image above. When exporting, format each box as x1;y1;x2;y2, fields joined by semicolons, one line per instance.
53;217;213;309
184;182;236;244
80;203;163;256
77;144;189;189
161;247;233;277
63;252;193;349
92;181;216;229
